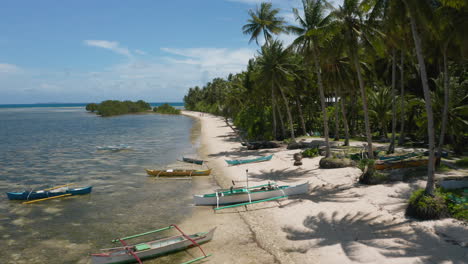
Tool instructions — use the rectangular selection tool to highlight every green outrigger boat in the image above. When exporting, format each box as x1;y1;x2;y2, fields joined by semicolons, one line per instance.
225;154;273;166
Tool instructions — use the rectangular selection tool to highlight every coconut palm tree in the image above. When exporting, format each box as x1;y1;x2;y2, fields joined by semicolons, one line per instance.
332;0;378;159
255;40;298;140
289;0;336;157
242;2;287;46
242;2;287;140
402;0;436;195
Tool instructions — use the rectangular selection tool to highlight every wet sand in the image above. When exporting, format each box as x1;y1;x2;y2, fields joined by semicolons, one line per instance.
180;110;468;264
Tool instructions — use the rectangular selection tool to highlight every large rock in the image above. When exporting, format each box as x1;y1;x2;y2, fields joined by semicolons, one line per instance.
287;141;316;150
245;141;280;150
319;157;355;169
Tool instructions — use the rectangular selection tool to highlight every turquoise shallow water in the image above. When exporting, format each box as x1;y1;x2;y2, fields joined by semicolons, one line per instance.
0;107;199;264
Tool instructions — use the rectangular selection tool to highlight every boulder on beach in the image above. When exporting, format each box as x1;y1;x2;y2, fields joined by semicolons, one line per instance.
319;157;355;169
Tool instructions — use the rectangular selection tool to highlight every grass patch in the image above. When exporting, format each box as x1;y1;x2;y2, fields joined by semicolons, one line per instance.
436;164;452;173
455;157;468;168
440;188;468;221
406;189;449;220
301;148;319;158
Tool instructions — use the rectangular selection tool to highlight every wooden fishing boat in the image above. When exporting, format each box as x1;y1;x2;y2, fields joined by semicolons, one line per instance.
91;225;214;264
225;154;273;166
182;157;204;165
194;182;309;207
378;152;420;161
375;157;434;170
6;186;92;200
145;168;212;177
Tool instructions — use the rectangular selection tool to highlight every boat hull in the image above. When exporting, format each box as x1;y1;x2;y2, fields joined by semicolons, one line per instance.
91;228;215;264
182;157;204;165
375;158;432;170
194;182;309;206
6;186;93;200
145;169;212;177
225;154;273;166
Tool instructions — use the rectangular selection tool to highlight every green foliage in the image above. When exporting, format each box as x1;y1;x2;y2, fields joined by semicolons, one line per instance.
91;100;151;117
455;157;468;168
440;188;468;221
302;148;319;158
406;189;449;220
153;103;181;115
85;103;98;112
319;157;355;168
357;159;374;171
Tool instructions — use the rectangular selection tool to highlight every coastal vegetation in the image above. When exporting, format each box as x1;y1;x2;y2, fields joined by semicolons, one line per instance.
153;103;181;114
86;100;151;117
184;0;468;219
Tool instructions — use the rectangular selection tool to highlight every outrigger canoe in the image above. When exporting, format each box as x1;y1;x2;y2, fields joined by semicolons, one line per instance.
194;182;309;207
91;225;214;264
374;157;439;170
6;186;92;200
145;169;212;177
225;154;273;166
182;157;204;165
378;152;420;161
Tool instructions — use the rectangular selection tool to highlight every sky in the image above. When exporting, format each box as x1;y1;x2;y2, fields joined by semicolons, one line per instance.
0;0;341;104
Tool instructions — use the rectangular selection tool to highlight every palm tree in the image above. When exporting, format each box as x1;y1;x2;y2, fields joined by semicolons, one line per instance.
242;2;287;140
402;0;436;196
289;0;335;157
332;0;378;159
255;40;298;140
242;2;287;46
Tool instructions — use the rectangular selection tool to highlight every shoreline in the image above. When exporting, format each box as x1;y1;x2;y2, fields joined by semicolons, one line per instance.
181;110;468;264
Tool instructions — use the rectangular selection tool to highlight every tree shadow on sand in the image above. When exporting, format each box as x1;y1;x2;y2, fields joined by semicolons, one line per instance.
282;211;468;263
248;168;316;182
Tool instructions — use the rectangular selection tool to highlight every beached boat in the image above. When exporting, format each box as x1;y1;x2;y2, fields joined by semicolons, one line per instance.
6;185;92;200
91;225;214;264
374;157;434;170
225;154;273;166
182;157;204;165
145;168;212;177
378;152;421;161
96;144;131;151
194;182;309;207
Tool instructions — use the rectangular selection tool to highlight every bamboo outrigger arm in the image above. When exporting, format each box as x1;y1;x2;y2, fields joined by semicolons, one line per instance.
111;226;174;242
22;193;72;204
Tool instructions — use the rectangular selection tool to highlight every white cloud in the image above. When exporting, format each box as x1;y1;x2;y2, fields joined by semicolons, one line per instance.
84;40;132;57
0;63;21;74
134;49;147;55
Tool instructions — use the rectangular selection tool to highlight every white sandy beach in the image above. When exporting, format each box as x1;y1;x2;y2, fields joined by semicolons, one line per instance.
180;111;467;264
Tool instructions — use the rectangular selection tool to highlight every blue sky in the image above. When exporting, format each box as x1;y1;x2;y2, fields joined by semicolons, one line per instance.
0;0;340;104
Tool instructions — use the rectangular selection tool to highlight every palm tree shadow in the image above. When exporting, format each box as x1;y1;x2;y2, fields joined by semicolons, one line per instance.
282;211;468;263
248;168;315;182
298;184;363;203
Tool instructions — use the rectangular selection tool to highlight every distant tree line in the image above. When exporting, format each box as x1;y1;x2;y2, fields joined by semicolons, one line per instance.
153;103;181;114
86;100;151;117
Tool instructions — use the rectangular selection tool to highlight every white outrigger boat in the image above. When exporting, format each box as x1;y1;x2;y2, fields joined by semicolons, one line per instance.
91;224;214;264
194;181;309;210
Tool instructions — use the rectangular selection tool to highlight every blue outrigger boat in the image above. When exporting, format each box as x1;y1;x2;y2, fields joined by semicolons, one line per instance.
225;154;273;166
6;185;92;200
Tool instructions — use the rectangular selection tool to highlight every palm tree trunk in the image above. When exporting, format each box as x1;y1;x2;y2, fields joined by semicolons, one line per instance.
277;101;287;140
398;51;406;146
388;48;397;153
272;83;277;140
437;45;449;165
278;87;295;140
406;2;436;196
312;44;331;157
296;97;307;136
352;53;374;159
338;85;350;146
333;89;340;141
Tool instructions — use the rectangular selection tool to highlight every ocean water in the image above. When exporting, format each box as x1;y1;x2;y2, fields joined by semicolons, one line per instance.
0;107;200;264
